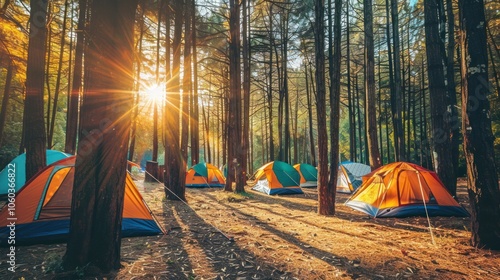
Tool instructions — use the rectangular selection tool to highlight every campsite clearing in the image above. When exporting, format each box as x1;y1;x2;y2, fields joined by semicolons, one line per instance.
1;177;499;279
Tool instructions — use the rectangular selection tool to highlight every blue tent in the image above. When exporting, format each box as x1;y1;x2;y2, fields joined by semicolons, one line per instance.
0;150;70;196
336;161;371;193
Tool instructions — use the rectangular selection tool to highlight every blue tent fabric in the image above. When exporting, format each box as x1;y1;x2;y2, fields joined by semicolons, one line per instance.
346;201;470;218
0;150;70;196
0;218;162;245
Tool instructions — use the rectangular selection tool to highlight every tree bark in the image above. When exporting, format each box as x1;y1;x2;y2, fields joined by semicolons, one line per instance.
304;60;316;166
63;0;138;271
226;0;243;192
165;0;186;201
364;0;382;169
0;59;13;148
190;0;200;165
24;0;48;180
241;0;250;183
459;0;500;250
181;0;191;167
65;0;86;155
424;0;456;195
128;1;145;167
327;0;342;212
389;0;405;161
315;0;333;215
445;0;460;192
48;0;69;149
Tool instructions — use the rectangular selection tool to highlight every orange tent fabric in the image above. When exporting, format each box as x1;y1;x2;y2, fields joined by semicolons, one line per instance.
185;162;226;188
0;156;163;245
345;162;469;218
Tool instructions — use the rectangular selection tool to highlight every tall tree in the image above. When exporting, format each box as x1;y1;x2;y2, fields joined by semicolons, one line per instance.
226;0;243;192
0;59;13;148
459;0;500;250
424;0;456;195
152;0;162;163
445;0;460;193
65;0;87;154
24;0;49;180
181;0;191;167
389;0;405;161
165;0;186;201
326;0;341;214
48;0;70;149
128;1;145;166
241;0;250;182
190;0;200;165
63;0;138;271
364;0;382;169
315;0;332;215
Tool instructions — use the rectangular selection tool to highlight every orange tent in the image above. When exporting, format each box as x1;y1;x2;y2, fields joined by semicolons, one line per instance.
0;156;163;245
185;162;226;188
345;162;469;218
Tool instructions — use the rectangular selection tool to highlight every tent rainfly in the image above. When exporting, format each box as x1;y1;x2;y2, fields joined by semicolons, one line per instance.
0;156;163;245
185;162;226;188
344;162;469;218
293;163;318;188
0;150;70;196
248;161;303;195
336;161;371;193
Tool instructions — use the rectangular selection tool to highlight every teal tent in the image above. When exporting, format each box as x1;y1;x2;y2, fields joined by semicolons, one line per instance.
248;161;303;195
0;150;70;196
293;163;318;187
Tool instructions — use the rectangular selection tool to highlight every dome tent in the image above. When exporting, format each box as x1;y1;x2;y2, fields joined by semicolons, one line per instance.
0;156;163;245
248;161;303;195
185;162;226;188
345;162;469;218
293;163;318;188
0;150;70;196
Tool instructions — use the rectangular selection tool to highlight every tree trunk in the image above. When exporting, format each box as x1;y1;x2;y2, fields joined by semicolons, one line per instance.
24;0;48;181
0;59;13;148
364;0;382;169
389;0;405;161
63;0;138;271
304;61;316;166
190;0;200;165
227;0;243;192
241;0;250;183
459;0;500;250
181;0;191;167
446;0;460;191
152;0;162;163
424;0;456;195
315;0;332;216
45;5;52;147
128;2;145;167
65;0;86;155
327;0;342;213
49;0;69;149
165;0;186;201
346;5;355;162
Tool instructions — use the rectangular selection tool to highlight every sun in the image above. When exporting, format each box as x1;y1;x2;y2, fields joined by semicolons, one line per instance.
144;83;165;105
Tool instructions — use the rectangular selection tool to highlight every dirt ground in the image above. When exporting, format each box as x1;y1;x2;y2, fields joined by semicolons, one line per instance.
1;177;500;280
